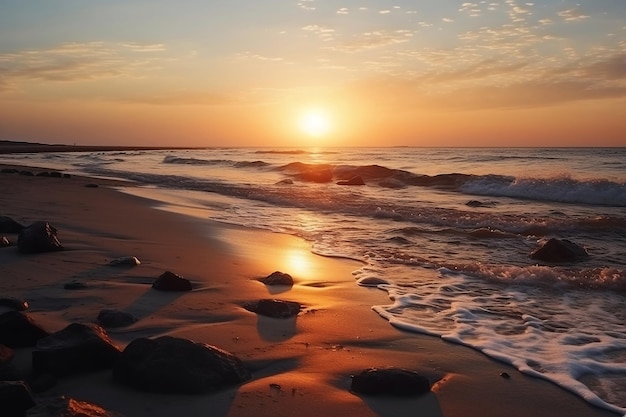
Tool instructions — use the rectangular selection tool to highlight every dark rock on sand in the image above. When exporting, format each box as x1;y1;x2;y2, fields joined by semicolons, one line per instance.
0;344;14;366
0;311;49;348
356;277;390;287
244;299;301;318
0;380;36;417
0;216;24;233
275;179;293;185
19;170;34;176
63;281;88;290
17;222;63;254
27;396;124;417
84;183;99;188
530;238;589;263
114;336;251;394
337;176;365;186
49;171;63;178
152;271;192;291
260;271;294;286
32;323;121;376
1;236;10;247
97;309;137;328
351;367;431;397
36;171;50;177
466;200;485;207
108;256;141;266
0;297;29;311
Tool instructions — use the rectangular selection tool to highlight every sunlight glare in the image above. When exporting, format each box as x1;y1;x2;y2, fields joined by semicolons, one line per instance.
299;109;332;137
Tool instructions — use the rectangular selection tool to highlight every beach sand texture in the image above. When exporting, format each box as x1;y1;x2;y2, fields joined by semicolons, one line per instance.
0;163;616;417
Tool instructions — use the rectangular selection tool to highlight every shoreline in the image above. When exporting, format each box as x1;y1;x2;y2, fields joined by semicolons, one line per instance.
0;163;618;417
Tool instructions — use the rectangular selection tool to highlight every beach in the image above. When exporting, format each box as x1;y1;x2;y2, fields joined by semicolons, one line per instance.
0;161;619;417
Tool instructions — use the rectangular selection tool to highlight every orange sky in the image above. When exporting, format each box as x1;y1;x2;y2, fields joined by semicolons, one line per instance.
1;1;625;147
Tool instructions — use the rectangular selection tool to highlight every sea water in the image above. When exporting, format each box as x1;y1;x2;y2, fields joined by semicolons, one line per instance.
2;147;625;414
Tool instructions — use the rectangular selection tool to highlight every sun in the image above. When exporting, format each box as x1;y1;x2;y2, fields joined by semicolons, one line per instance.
299;109;332;137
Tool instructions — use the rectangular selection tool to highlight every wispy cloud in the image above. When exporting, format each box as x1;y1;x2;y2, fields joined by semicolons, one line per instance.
558;7;590;22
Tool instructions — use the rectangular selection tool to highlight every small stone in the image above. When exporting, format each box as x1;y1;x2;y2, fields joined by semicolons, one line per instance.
152;271;192;292
244;299;301;318
500;372;511;379
63;281;88;290
97;309;137;328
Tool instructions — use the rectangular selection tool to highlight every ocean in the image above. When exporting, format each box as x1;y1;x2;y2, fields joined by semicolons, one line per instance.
2;147;625;414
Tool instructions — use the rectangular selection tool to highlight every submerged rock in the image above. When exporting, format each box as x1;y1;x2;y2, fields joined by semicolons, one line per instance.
17;222;63;254
113;336;251;394
32;323;121;376
152;271;192;291
530;238;589;263
351;367;431;397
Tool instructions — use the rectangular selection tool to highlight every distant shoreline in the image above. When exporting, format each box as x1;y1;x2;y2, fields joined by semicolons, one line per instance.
0;140;198;154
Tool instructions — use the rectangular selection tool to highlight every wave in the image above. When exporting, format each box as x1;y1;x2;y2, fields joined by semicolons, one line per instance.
162;155;270;168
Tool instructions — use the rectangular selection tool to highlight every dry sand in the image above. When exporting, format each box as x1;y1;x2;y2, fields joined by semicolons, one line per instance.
0;163;617;417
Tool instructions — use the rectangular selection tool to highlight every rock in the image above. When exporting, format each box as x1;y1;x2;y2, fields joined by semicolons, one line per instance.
32;323;121;376
244;299;301;318
356;277;389;287
337;176;365;186
1;236;10;247
0;380;35;417
152;271;192;292
0;311;49;348
17;222;63;254
275;179;293;185
0;344;14;366
63;281;87;290
36;172;50;177
260;271;294;286
62;174;71;179
26;396;124;417
351;367;431;397
530;238;589;263
0;216;24;233
0;297;29;311
1;168;18;174
466;200;485;207
19;170;34;176
84;183;99;188
97;309;136;328
108;256;140;266
113;336;251;394
49;172;63;178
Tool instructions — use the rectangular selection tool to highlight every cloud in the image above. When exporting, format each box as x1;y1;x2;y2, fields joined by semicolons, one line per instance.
297;0;315;11
117;92;236;106
0;42;165;87
558;7;590;22
330;30;414;52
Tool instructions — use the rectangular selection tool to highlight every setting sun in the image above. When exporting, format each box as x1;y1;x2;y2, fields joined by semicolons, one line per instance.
299;109;332;137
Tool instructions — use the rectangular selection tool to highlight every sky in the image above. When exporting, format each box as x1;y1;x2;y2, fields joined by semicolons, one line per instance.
0;0;625;147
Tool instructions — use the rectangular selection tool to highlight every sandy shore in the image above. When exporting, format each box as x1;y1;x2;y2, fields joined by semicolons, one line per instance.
0;163;617;417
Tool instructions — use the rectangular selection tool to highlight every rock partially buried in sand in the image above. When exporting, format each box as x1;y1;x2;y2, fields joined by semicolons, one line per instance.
0;297;29;311
356;277;390;287
0;216;24;234
97;309;137;328
244;299;301;318
32;323;121;376
108;256;141;266
0;311;49;348
260;271;294;286
0;380;36;417
351;367;431;397
152;271;192;291
27;396;124;417
113;336;251;394
530;238;589;263
63;280;88;290
17;221;63;254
